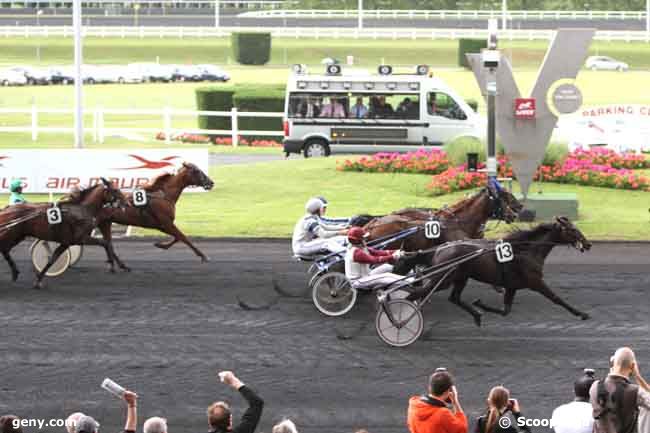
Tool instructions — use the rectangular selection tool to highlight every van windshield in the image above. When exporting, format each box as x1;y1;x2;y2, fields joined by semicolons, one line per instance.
427;92;467;120
288;92;420;120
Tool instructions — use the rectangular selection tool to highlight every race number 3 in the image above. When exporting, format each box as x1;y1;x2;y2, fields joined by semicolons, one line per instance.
133;188;148;207
495;242;514;263
46;206;63;225
424;221;441;239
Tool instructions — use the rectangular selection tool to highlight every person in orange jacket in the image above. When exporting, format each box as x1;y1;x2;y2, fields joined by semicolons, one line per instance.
407;369;468;433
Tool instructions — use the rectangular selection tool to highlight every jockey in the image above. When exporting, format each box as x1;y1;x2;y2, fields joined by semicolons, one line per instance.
344;226;411;290
292;197;348;257
8;179;26;205
315;196;351;228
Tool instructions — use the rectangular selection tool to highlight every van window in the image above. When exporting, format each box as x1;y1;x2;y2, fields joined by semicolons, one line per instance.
288;92;419;120
427;92;467;120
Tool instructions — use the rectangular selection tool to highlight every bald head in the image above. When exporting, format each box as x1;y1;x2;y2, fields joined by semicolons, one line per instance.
612;347;637;376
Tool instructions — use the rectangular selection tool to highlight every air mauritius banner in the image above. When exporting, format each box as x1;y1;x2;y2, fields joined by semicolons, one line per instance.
0;149;209;193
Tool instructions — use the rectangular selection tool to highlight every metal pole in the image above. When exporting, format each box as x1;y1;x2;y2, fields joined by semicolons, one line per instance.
486;19;498;181
73;0;83;148
646;0;649;35
215;0;220;28
501;0;507;31
358;0;363;30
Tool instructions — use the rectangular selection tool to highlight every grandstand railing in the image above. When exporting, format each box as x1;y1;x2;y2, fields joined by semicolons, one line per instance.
1;26;649;41
0;106;284;147
0;26;650;42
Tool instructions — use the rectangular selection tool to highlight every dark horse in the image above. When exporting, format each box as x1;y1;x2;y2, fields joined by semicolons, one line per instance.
413;216;592;327
0;179;127;288
368;183;524;275
97;162;215;272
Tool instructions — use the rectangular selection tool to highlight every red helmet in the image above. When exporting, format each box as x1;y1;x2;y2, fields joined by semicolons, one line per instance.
347;226;368;244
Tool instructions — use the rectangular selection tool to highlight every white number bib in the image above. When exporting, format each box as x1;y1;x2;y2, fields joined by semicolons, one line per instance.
495;241;514;263
133;188;148;207
424;221;441;239
46;206;63;225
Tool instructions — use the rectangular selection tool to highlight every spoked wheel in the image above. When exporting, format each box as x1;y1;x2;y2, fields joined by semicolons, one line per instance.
307;269;324;290
68;245;84;267
311;272;357;317
30;240;72;277
375;299;423;347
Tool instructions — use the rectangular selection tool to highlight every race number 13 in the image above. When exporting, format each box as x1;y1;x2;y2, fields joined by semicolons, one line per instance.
424;221;441;239
133;188;148;207
495;242;514;263
47;206;63;225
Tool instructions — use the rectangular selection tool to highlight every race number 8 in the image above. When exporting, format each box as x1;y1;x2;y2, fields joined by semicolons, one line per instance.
47;206;62;225
133;188;147;207
424;221;441;239
495;242;514;263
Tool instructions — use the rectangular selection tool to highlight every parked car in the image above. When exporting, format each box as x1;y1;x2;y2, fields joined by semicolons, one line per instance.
0;69;28;86
111;65;143;84
49;67;75;85
10;66;50;85
585;56;629;72
128;63;174;82
171;65;203;82
197;64;230;82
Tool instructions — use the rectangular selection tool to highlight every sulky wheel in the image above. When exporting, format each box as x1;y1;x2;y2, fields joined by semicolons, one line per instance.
311;272;357;317
30;240;72;277
307;269;325;290
68;245;84;267
375;299;423;347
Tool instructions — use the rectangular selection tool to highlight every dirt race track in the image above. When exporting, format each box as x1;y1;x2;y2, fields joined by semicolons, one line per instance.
1;240;649;433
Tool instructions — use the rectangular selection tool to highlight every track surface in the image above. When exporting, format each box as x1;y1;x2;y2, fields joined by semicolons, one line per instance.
1;240;649;433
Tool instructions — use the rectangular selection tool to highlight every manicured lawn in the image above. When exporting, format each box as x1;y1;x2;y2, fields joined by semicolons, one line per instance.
3;158;648;240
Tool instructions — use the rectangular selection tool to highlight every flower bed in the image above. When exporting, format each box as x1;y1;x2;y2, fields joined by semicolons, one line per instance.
337;149;449;175
155;132;281;147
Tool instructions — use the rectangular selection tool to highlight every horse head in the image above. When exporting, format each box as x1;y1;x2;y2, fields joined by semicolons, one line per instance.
554;216;592;252
486;179;523;223
180;162;214;190
100;177;128;209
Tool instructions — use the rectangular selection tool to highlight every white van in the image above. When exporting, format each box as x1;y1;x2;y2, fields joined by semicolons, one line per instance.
282;65;485;157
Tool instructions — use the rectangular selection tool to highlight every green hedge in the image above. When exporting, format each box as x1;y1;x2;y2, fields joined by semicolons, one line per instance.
231;32;271;65
458;38;487;69
195;84;285;139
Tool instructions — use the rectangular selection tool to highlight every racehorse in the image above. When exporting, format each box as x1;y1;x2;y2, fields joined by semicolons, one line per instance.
368;183;524;275
412;216;592;327
0;179;127;288
96;162;215;272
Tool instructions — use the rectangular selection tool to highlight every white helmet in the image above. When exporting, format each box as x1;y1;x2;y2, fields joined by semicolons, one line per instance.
305;197;325;214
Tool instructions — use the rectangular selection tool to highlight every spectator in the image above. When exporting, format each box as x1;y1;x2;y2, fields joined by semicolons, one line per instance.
591;347;650;433
65;412;85;433
75;415;100;433
0;415;22;433
298;97;320;118
207;371;264;433
349;97;368;119
551;369;596;433
407;370;467;433
121;391;138;433
143;418;167;433
396;98;419;119
355;430;369;433
474;386;529;433
372;96;394;118
271;419;297;433
319;97;345;118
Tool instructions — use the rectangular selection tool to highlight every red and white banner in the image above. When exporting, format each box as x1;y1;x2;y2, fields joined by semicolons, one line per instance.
0;149;209;194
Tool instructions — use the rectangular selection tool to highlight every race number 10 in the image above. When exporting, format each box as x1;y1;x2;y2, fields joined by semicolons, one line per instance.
495;241;514;263
46;206;63;225
424;221;441;239
133;188;148;207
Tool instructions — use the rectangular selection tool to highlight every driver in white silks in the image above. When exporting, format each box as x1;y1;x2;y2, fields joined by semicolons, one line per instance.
292;197;349;257
344;226;413;291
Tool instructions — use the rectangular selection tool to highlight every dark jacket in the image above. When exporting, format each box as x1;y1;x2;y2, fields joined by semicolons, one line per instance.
210;385;264;433
591;375;639;433
474;409;529;433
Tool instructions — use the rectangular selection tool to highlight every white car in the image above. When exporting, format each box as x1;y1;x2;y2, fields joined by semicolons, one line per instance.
585;56;629;72
128;63;173;82
81;65;117;84
197;64;230;82
0;69;28;86
110;66;143;84
10;66;50;84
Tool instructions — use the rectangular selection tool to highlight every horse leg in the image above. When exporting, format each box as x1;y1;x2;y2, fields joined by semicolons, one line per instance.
448;276;483;327
33;244;69;289
2;251;20;282
96;223;131;272
154;238;177;250
159;223;209;262
473;287;516;316
530;280;590;320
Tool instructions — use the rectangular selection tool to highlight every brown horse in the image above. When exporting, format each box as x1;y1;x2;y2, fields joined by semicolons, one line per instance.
0;179;127;288
97;162;215;271
416;216;592;327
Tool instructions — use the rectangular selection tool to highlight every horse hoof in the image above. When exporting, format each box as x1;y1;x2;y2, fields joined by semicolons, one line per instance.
154;242;165;249
201;256;210;263
474;315;482;327
580;313;590;320
121;266;132;273
106;266;116;274
33;280;44;290
11;272;19;282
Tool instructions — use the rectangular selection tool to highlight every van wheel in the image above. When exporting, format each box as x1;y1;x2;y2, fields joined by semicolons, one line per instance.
303;139;330;158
